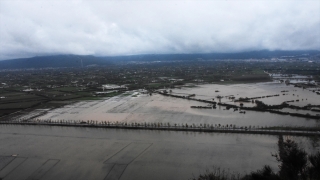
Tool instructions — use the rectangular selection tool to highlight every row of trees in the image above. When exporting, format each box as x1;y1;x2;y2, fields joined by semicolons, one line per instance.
6;119;280;130
5;119;319;132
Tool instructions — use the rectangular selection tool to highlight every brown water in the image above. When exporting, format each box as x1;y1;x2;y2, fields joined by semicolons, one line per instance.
0;125;318;180
18;82;320;127
172;81;319;107
3;82;319;179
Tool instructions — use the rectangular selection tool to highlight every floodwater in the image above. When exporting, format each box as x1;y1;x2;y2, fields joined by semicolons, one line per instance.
2;81;320;179
0;125;318;180
21;82;320;127
172;81;319;107
280;108;320;116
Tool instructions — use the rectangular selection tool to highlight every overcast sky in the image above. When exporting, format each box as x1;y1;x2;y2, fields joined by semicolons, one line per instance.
0;0;319;60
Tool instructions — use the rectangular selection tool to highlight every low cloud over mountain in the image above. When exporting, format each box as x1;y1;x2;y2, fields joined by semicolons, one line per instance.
0;0;319;60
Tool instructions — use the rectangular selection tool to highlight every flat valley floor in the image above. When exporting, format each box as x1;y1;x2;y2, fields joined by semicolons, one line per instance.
1;82;319;180
0;125;284;180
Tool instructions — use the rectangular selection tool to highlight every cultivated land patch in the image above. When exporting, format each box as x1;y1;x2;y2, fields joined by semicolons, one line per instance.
14;82;319;129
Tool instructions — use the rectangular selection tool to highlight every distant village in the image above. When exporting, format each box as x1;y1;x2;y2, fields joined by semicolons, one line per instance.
0;59;319;119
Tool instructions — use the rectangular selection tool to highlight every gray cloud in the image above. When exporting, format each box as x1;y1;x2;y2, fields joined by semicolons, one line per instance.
0;0;319;60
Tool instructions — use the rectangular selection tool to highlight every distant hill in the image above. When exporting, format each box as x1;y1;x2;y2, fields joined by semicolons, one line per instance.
0;50;319;69
0;55;113;69
102;50;320;61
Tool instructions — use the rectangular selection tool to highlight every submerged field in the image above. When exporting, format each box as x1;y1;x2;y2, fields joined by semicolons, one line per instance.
1;77;320;179
0;125;318;180
15;81;320;128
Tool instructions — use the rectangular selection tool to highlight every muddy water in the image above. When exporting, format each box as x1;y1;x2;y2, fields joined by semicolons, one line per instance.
0;125;318;180
17;82;320;127
0;125;319;180
172;81;320;107
280;108;320;116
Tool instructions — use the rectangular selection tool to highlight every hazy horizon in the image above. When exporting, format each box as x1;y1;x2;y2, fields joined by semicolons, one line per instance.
1;49;320;62
1;0;319;60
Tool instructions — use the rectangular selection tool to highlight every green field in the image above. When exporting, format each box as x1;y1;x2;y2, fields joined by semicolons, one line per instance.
0;101;43;109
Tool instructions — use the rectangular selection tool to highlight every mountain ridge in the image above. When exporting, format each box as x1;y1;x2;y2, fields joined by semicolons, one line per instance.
0;50;319;69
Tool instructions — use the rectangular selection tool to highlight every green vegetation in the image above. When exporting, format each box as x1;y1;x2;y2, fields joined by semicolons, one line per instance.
147;83;163;88
55;86;79;92
192;136;320;180
0;101;43;109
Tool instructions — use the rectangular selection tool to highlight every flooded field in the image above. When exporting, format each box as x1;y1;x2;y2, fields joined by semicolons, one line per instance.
18;82;320;128
0;125;318;180
1;81;320;179
171;81;319;107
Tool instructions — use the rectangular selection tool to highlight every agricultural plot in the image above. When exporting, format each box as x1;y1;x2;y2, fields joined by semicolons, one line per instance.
18;82;319;128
